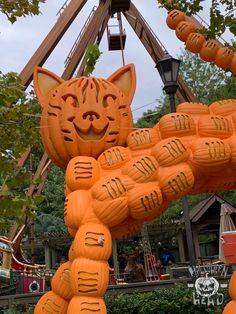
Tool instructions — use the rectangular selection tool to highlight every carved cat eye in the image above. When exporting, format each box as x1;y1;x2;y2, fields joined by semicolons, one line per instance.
62;94;78;107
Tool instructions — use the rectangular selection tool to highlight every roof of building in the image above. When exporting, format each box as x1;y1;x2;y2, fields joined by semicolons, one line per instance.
189;194;236;223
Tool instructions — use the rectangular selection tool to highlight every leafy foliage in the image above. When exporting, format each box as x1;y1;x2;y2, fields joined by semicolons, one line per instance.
135;97;173;128
84;44;103;75
159;0;236;50
105;285;230;314
0;0;46;23
178;49;236;104
3;304;34;314
0;71;43;234
36;165;66;234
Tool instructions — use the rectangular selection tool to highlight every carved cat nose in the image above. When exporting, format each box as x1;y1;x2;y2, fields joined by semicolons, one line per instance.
82;111;100;121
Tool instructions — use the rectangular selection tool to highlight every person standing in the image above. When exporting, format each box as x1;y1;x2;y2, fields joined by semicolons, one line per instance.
160;247;176;266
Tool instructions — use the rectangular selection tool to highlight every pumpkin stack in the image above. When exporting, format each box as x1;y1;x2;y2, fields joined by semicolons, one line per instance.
166;9;236;74
33;63;236;313
33;64;137;314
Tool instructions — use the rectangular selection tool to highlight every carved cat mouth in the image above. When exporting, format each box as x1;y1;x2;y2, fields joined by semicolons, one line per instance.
76;124;109;141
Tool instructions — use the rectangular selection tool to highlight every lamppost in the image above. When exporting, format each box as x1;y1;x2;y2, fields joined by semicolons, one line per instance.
155;53;181;113
156;53;196;267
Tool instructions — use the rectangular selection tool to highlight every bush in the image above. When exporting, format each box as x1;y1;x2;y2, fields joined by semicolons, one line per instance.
105;284;230;314
2;305;34;314
1;285;230;314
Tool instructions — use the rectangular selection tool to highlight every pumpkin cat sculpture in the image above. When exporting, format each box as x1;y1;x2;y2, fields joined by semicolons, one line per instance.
34;64;236;314
34;65;134;168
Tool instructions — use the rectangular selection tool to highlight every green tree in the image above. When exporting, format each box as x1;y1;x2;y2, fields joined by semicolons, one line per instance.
84;44;103;76
178;49;236;103
0;0;46;23
135;97;172;128
36;165;66;234
0;71;44;234
0;0;47;234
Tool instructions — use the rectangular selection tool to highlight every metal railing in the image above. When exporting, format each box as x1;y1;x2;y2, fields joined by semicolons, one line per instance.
64;5;97;67
56;0;72;17
125;6;167;54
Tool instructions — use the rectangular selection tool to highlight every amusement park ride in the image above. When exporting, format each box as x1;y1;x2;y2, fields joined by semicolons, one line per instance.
0;0;235;312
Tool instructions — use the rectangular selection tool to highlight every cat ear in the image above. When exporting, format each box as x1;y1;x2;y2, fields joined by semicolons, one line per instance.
107;64;136;105
33;67;64;107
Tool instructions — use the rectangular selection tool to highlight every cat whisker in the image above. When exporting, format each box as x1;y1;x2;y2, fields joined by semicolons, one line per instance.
23;113;41;118
131;100;158;112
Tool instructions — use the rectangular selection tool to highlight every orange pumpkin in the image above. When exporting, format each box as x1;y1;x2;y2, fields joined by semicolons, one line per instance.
198;115;233;139
91;174;134;226
73;223;112;261
190;137;231;173
200;39;220;62
128;182;163;220
166;10;186;30
185;32;206;53
70;258;109;297
210;99;236;116
51;261;73;301
33;64;136;168
93;197;129;227
64;190;91;229
230;54;236;74
177;102;210;125
68;296;107;314
126;128;160;151
158;112;196;139
215;47;234;69
92;174;135;201
34;291;68;314
152;137;190;167
228;271;236;300
121;155;159;183
65;156;100;191
223;300;236;314
177;102;210;115
98;146;131;170
175;21;197;42
158;163;194;200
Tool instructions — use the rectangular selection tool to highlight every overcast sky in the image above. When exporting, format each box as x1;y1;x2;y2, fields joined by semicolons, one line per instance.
0;0;213;121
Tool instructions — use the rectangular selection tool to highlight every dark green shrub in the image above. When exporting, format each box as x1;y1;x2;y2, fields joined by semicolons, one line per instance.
105;284;230;314
1;285;230;314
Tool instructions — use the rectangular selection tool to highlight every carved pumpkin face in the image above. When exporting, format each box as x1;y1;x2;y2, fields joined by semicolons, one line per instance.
34;65;136;168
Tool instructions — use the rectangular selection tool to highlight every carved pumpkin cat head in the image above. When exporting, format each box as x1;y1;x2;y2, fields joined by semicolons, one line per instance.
34;64;136;168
